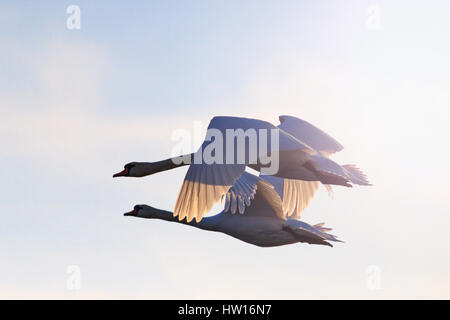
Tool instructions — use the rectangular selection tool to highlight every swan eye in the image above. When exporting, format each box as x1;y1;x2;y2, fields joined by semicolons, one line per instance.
134;205;141;211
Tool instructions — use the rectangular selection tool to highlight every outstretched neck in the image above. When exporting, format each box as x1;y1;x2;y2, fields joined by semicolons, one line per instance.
136;153;193;177
139;207;220;232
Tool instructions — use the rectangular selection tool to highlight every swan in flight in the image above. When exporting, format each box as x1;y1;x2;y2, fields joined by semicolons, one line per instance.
114;115;370;222
124;172;341;247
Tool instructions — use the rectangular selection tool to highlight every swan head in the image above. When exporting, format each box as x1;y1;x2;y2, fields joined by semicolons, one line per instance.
123;205;155;218
113;162;153;178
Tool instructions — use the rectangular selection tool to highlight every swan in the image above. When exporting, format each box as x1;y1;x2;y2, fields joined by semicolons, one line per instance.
114;115;370;222
124;172;341;247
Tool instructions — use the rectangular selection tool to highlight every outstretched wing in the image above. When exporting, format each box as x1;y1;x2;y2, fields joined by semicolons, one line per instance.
260;175;319;219
223;171;259;215
174;163;245;223
224;172;318;220
278;115;343;156
223;171;285;220
280;179;319;219
174;116;313;222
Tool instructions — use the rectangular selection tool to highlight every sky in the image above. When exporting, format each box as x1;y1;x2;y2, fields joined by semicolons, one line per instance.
1;0;450;299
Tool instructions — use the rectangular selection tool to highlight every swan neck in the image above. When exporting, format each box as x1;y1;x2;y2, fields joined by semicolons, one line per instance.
141;207;220;232
141;153;193;175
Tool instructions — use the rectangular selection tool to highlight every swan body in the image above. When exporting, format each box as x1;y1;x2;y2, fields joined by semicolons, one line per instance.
127;207;332;247
125;172;341;247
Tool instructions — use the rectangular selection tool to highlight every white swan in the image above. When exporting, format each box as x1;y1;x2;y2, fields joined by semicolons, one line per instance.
114;116;370;222
124;172;341;247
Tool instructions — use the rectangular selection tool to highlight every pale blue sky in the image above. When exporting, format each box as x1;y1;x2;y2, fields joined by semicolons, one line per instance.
1;1;450;298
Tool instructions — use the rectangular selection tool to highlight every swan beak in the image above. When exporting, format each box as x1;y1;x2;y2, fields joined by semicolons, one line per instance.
113;168;129;178
124;208;137;216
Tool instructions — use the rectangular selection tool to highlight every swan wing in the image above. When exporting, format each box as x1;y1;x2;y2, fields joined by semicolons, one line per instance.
281;179;319;219
174;163;245;223
260;175;319;219
223;171;259;214
223;171;285;219
207;116;315;155
174;116;314;223
278;115;343;156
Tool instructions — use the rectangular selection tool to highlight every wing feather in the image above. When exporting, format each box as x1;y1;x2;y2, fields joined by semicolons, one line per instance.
174;163;245;222
223;171;284;219
278;115;343;155
224;192;231;212
259;175;319;219
284;179;319;219
174;115;317;222
230;188;238;214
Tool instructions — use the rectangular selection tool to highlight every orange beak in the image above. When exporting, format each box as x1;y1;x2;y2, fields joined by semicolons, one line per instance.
124;208;138;216
113;167;129;178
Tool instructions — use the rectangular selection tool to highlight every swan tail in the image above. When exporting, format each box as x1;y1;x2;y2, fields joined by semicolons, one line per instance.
307;157;352;187
285;219;343;247
343;165;371;186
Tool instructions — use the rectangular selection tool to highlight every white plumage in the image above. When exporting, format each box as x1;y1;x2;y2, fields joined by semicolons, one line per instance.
114;115;371;245
125;171;341;247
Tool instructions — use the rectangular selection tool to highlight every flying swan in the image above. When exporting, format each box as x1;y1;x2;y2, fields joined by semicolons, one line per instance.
114;115;370;223
124;172;341;247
